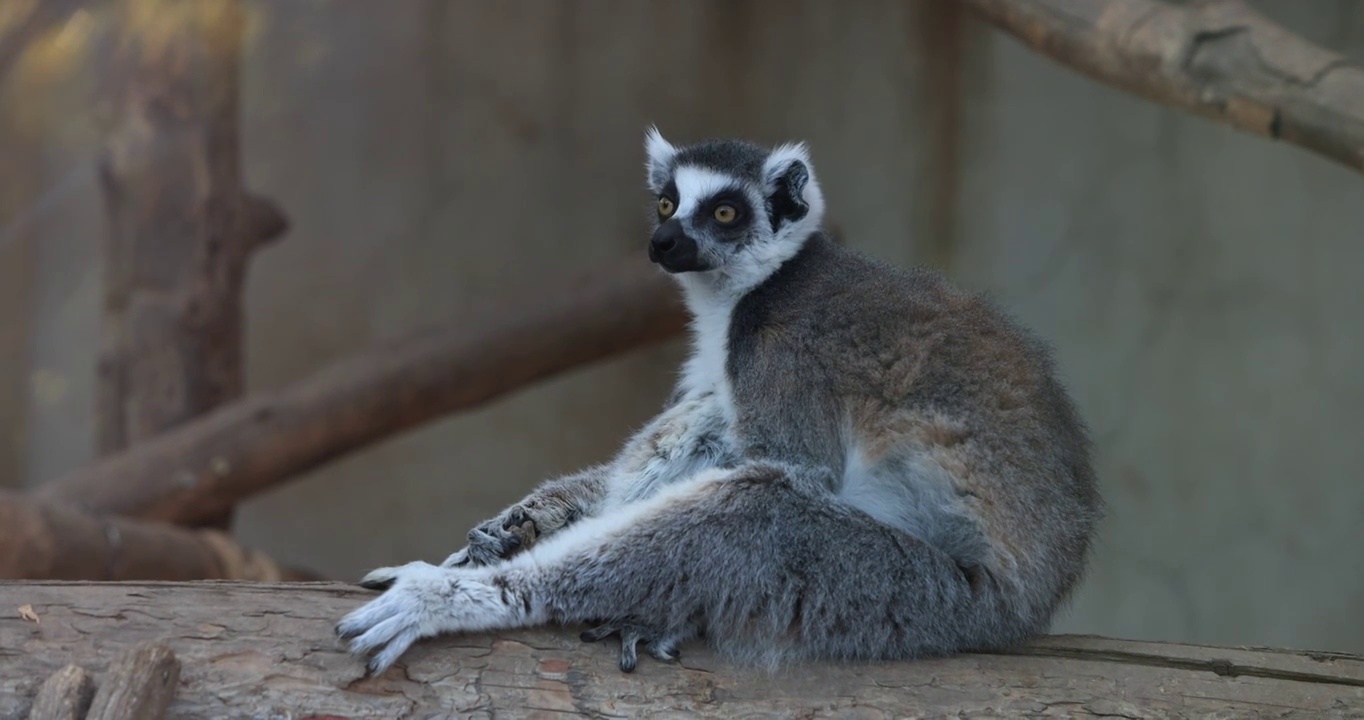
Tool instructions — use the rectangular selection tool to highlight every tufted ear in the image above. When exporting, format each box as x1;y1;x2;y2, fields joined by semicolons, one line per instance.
644;126;678;193
762;142;824;232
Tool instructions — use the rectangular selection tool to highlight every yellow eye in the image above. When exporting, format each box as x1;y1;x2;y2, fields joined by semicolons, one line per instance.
657;196;675;217
714;204;737;223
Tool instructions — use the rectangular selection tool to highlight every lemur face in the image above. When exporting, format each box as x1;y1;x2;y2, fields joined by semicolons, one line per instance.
643;128;825;283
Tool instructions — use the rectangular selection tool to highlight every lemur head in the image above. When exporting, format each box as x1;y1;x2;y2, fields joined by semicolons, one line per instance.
643;127;825;295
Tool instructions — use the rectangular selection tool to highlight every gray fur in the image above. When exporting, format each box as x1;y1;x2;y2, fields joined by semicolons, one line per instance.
337;131;1104;677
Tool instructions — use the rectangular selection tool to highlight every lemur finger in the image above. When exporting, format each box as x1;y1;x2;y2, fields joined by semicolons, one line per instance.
439;548;471;569
647;637;681;662
618;630;642;673
366;627;419;678
504;505;534;530
356;566;401;591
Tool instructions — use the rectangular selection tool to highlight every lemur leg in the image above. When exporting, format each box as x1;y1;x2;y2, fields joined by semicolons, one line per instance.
339;461;1029;676
437;466;608;570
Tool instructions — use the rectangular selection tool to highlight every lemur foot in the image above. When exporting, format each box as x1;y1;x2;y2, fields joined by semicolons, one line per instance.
441;505;540;568
580;622;687;672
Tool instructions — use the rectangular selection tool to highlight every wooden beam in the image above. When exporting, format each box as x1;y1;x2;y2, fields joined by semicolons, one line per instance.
1;581;1361;718
961;0;1364;174
36;257;685;526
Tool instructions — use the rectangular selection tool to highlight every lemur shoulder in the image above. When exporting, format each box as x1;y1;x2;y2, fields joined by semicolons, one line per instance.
337;129;1104;675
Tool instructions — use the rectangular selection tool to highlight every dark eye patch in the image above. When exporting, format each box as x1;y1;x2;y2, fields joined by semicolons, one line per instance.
699;189;752;231
659;179;680;203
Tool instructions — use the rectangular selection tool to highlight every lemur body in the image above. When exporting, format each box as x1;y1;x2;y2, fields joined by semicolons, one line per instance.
337;130;1104;675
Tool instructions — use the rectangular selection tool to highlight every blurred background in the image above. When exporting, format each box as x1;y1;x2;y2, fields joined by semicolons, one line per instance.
1;0;1362;657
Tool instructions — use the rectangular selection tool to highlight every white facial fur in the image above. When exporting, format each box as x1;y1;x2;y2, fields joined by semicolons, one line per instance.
643;127;826;302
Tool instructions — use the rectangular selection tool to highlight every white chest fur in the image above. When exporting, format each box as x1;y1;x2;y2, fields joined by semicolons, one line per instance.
676;277;739;427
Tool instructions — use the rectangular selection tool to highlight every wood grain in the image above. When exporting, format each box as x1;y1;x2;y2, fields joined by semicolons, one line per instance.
26;664;93;720
2;581;1361;718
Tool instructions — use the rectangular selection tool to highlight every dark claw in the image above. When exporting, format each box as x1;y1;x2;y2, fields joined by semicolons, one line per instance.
335;622;359;641
364;658;381;677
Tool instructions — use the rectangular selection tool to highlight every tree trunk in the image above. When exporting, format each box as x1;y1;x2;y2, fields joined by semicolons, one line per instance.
2;582;1360;719
94;0;286;530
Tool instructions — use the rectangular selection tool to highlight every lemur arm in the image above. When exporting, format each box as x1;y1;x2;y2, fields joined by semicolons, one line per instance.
442;390;732;568
440;465;609;568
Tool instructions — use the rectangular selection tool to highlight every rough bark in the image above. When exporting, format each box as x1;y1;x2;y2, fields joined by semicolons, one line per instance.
37;257;685;526
962;0;1364;174
26;665;93;720
0;491;293;582
94;0;287;530
1;582;1362;719
83;644;179;720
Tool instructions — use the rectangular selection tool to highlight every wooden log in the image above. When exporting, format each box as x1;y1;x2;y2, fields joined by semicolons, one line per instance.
1;581;1361;719
26;665;93;720
94;0;287;530
36;257;685;527
962;0;1364;174
0;491;291;581
84;644;179;720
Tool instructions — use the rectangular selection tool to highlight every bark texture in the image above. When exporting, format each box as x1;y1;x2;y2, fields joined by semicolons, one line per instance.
38;257;685;527
26;665;93;720
1;582;1362;719
83;643;179;720
962;0;1364;174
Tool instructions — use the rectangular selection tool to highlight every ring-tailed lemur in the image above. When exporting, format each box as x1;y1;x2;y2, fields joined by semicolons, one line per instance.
336;129;1104;676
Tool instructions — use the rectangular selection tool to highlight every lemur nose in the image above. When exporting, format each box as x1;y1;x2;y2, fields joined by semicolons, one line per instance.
650;219;685;254
648;219;701;273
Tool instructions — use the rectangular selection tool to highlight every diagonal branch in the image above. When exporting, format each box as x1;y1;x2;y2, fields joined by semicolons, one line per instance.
35;256;686;526
962;0;1364;174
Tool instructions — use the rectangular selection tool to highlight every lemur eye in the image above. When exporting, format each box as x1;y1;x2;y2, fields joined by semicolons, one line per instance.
657;196;675;218
713;204;737;223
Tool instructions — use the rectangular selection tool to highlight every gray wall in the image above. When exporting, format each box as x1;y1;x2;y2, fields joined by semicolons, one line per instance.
4;1;1362;654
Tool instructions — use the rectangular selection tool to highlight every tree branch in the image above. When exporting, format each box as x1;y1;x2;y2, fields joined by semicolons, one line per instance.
961;0;1364;174
0;491;294;581
35;257;686;526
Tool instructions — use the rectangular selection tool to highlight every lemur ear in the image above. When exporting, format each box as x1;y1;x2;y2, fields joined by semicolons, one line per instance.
763;142;817;231
644;126;677;193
